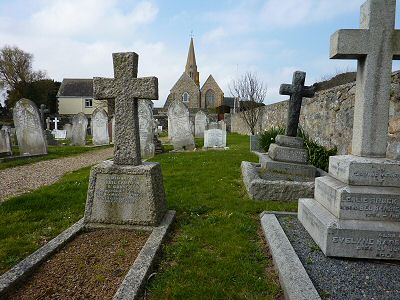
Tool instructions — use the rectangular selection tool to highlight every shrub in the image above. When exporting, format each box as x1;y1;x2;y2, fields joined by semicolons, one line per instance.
298;128;337;172
258;126;285;152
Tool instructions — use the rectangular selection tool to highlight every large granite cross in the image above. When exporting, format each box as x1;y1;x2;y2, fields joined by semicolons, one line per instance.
93;52;158;166
280;71;315;137
330;0;400;157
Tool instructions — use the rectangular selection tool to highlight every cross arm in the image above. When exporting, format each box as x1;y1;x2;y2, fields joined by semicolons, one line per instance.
330;29;369;59
125;77;159;100
301;86;315;98
393;30;400;60
93;77;117;100
279;84;293;96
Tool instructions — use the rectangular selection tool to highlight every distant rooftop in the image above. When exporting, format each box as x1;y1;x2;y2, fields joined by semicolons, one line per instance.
57;79;93;97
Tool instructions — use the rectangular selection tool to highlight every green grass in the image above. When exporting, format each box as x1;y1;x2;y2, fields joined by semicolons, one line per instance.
0;145;112;170
0;133;297;298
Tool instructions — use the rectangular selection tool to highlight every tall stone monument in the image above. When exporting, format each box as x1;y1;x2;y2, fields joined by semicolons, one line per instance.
13;99;47;156
92;108;109;146
299;0;400;259
195;110;207;138
138;99;155;159
71;113;88;146
84;52;166;226
168;100;195;150
263;71;316;178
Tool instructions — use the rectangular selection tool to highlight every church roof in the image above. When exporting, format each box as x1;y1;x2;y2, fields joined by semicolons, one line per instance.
57;79;93;97
200;74;223;94
170;72;198;91
186;37;197;70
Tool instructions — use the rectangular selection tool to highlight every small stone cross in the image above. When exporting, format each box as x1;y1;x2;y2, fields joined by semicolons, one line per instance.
330;0;400;157
52;117;60;130
93;52;158;166
280;71;315;137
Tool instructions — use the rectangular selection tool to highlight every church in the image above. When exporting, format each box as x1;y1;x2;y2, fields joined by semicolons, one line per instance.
164;38;227;111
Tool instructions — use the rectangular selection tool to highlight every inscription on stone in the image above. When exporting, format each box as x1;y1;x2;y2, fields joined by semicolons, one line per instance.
94;174;140;204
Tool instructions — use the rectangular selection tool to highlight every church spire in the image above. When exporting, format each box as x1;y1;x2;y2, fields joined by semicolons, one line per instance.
185;37;200;86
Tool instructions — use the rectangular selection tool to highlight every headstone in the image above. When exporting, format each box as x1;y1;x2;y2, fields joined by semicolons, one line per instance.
71;113;88;146
298;0;400;260
13;98;47;156
168;100;195;150
63;124;73;139
0;127;12;157
84;52;166;227
138;99;155;158
92;108;109;146
39;104;49;129
204;121;227;148
45;117;51;130
195;110;207;138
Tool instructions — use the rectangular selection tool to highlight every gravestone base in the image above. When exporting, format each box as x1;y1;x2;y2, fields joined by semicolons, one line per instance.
260;155;317;178
298;198;400;260
268;143;308;164
84;160;167;227
275;135;304;148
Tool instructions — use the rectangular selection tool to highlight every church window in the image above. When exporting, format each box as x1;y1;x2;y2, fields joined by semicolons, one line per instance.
85;98;93;108
182;92;190;103
205;89;215;108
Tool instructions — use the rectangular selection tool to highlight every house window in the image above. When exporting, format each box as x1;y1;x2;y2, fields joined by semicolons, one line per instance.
85;98;93;108
182;92;190;103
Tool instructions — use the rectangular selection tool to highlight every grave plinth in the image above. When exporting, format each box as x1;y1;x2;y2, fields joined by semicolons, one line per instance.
84;52;166;227
298;0;400;260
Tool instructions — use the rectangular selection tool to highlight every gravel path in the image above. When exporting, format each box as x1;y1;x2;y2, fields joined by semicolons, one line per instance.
278;215;400;300
0;147;113;202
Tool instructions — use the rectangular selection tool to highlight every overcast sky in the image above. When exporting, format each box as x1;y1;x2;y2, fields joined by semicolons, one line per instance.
1;0;400;107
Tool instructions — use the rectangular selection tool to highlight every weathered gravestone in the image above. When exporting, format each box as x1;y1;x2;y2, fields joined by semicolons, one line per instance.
195;110;207;138
92;108;109;146
45;117;50;130
39;104;49;129
63;124;73;139
267;70;316;174
0;127;12;157
138;99;155;159
13;98;47;156
168;100;195;150
204;121;227;148
298;0;400;260
71;113;88;146
84;52;166;226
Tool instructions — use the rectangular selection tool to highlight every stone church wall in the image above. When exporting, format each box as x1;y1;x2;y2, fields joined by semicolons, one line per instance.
231;72;400;158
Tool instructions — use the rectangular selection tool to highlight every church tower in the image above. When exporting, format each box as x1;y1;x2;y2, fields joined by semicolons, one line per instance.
185;37;200;87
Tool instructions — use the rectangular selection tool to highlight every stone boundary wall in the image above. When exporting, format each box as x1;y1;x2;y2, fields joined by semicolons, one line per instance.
231;73;400;158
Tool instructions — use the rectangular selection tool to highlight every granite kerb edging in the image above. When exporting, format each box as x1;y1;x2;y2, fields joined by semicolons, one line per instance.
113;210;176;300
260;213;321;300
0;218;85;297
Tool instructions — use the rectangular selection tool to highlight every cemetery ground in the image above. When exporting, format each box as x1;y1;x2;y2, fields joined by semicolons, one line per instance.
0;133;297;299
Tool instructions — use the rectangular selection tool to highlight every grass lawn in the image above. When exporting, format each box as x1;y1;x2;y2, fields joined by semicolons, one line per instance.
0;133;297;299
0;145;112;170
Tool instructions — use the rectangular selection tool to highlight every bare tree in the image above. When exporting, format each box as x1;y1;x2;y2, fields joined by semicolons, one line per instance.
229;72;267;135
0;45;46;96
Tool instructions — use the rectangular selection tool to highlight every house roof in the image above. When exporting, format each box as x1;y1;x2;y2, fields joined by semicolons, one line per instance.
223;97;235;108
57;79;93;97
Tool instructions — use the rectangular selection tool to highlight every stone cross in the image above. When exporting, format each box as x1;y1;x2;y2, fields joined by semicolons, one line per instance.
52;117;60;130
330;0;400;157
280;71;315;137
93;52;158;165
39;104;49;129
46;117;51;130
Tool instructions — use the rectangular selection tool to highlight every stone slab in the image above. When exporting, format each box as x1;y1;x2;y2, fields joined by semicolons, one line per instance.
275;135;304;149
0;219;84;297
260;213;321;300
298;198;400;260
268;143;308;164
241;161;314;202
260;154;316;178
113;210;175;300
315;176;400;221
84;160;167;226
329;155;400;187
